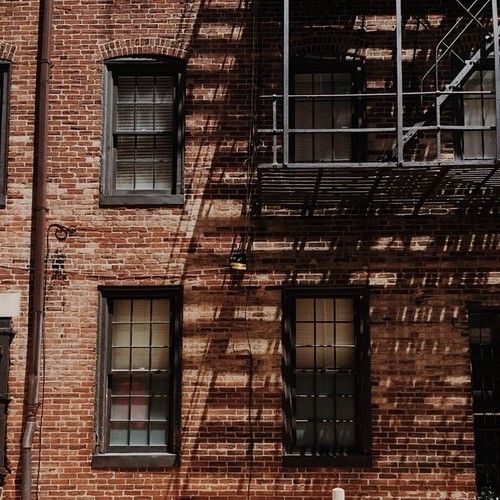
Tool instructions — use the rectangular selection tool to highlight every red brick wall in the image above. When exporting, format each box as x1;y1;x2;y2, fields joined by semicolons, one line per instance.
0;0;498;498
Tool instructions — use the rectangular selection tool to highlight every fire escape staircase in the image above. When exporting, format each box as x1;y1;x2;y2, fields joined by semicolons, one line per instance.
388;17;496;160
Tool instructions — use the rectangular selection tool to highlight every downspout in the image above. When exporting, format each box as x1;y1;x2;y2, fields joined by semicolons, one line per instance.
21;0;54;498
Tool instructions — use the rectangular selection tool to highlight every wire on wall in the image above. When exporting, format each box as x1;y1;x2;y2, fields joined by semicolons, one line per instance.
34;224;76;499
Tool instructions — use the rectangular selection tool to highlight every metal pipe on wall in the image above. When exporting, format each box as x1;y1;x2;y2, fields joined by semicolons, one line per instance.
21;0;54;497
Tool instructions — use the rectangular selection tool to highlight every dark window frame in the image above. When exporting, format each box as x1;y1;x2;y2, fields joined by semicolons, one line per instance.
290;59;366;163
0;62;10;208
0;319;13;484
282;287;371;467
468;307;500;497
454;57;496;161
100;56;185;207
92;286;182;469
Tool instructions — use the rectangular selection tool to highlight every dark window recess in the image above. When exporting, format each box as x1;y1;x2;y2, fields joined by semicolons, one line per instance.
0;319;14;484
0;62;10;207
92;288;182;469
469;310;500;497
282;289;371;467
291;61;365;163
100;58;184;206
456;62;495;160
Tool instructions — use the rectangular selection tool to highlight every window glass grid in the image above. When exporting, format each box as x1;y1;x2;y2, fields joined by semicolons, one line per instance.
293;297;357;454
469;311;500;496
109;298;170;448
293;71;353;162
113;72;174;191
463;69;495;160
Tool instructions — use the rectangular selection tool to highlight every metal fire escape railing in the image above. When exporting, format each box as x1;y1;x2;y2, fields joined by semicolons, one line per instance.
257;0;500;169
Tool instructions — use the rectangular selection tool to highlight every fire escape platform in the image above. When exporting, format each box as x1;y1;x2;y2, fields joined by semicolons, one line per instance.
255;163;500;213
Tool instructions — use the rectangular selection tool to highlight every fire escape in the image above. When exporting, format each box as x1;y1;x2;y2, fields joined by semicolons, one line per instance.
255;0;500;214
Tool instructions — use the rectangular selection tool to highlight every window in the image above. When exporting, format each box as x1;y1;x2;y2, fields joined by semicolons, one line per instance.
0;319;13;483
92;287;182;468
0;62;9;207
291;61;364;163
469;309;500;497
100;57;184;206
459;64;495;160
282;289;371;467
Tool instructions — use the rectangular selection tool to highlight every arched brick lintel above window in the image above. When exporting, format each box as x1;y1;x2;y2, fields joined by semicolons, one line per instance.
97;38;189;63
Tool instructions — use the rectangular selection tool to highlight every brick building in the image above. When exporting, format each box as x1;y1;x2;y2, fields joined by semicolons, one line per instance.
0;0;499;498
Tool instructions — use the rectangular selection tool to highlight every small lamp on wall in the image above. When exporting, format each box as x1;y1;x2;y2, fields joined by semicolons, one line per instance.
332;488;345;500
229;249;247;271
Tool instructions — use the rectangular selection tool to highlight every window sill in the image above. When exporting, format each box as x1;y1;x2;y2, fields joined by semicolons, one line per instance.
282;453;372;468
91;453;177;469
99;193;184;207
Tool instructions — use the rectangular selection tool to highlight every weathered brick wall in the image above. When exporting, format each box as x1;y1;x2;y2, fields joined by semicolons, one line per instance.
0;0;498;498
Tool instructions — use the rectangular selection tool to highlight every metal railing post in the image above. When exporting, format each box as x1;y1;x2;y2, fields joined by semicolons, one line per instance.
492;0;500;160
283;0;290;166
396;0;404;164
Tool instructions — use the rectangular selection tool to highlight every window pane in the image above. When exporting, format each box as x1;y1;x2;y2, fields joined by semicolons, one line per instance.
296;373;314;394
112;347;130;370
316;397;335;419
296;422;315;448
151;396;168;421
296;347;314;368
152;324;169;347
296;397;314;419
150;423;167;445
131;348;150;370
336;373;355;395
316;298;334;321
114;299;131;322
132;299;151;322
111;374;130;395
316;323;334;346
130;397;149;421
151;348;169;370
336;298;353;321
337;422;356;447
129;423;148;445
111;397;129;420
130;374;149;395
336;323;354;346
151;373;169;394
296;323;314;345
132;323;150;346
316;373;336;396
336;347;354;368
336;397;355;420
296;299;314;321
316;347;335;368
152;299;170;322
110;422;128;446
136;76;154;102
112;323;130;347
317;423;336;448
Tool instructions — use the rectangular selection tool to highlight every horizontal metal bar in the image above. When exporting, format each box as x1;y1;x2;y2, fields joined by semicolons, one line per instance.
260;90;495;99
113;130;170;136
288;127;396;133
258;125;495;135
258;159;496;169
403;125;495;131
